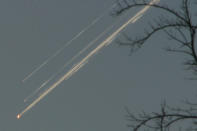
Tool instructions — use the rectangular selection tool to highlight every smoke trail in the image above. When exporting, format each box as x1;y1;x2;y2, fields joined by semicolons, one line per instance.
17;0;160;119
22;4;116;83
24;23;117;103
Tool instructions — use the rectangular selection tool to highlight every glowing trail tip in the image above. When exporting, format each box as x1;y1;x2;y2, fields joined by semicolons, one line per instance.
17;114;21;119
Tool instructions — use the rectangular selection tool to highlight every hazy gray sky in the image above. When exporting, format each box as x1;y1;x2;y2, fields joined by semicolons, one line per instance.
0;0;196;131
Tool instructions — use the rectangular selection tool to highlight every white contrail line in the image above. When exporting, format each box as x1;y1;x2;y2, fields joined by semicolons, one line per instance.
17;0;160;119
22;4;116;83
23;23;117;103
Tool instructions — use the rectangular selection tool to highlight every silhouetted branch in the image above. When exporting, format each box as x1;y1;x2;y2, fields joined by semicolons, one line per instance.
114;0;197;130
126;102;197;131
113;0;197;75
114;1;188;24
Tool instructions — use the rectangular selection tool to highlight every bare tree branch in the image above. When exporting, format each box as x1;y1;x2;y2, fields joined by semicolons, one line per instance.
113;0;197;74
126;103;197;131
114;0;197;130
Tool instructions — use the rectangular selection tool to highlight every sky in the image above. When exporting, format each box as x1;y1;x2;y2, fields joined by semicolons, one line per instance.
0;0;197;131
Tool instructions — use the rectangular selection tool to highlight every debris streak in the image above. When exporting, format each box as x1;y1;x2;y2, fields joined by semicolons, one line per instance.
22;4;116;83
23;22;117;102
17;0;160;119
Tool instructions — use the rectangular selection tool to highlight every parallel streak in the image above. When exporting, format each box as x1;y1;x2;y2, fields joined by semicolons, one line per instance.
17;0;160;119
24;22;117;102
22;4;116;83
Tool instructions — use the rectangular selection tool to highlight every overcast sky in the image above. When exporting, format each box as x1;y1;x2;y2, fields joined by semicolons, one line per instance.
0;0;196;131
